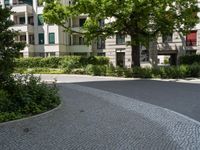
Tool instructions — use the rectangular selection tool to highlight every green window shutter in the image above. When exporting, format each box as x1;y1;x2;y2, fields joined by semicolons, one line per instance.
38;33;44;44
49;33;55;44
38;14;44;25
5;0;10;6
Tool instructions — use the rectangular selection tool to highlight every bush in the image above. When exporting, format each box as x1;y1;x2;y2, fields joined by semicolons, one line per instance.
0;75;60;123
115;67;125;77
187;63;200;77
60;56;82;73
85;64;107;76
106;64;116;76
179;55;200;65
132;67;152;78
70;68;86;74
16;56;110;70
123;68;133;78
0;90;12;112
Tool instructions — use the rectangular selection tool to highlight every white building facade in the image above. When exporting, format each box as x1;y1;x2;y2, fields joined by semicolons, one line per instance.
0;0;103;57
0;0;200;67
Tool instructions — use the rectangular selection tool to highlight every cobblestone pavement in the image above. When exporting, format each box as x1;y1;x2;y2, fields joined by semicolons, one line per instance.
38;74;200;121
0;81;200;150
75;78;200;122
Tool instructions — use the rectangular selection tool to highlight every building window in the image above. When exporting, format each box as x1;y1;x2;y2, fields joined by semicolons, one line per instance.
20;35;26;42
38;14;44;25
162;33;173;43
5;0;10;6
79;37;84;45
49;33;55;44
28;16;34;25
97;37;105;49
116;34;125;45
19;17;25;24
29;35;34;44
38;33;44;45
46;52;56;57
79;18;86;27
186;31;197;46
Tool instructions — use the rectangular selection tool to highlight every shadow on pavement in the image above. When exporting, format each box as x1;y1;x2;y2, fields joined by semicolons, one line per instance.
72;79;200;122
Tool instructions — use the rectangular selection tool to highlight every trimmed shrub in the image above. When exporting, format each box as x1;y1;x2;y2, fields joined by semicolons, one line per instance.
0;75;60;123
106;64;117;76
71;68;86;74
123;68;133;78
16;56;110;69
115;67;125;77
85;64;107;76
179;55;200;65
0;90;12;112
16;57;62;68
187;63;200;77
132;67;152;78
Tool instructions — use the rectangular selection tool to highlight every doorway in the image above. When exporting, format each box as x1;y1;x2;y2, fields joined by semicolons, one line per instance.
116;52;125;67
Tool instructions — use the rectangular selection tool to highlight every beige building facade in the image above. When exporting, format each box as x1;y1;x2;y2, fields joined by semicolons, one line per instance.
0;0;200;67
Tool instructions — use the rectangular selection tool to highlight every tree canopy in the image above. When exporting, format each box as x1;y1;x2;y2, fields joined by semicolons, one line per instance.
43;0;199;67
0;6;25;87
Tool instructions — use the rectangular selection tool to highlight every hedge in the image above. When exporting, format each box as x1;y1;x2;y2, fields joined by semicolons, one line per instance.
16;56;110;68
179;55;200;65
0;75;60;123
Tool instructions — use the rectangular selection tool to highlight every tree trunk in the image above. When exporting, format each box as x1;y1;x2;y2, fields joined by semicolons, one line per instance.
131;35;140;67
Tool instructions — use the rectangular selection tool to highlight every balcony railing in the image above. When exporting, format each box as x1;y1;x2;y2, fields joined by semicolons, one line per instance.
13;0;32;6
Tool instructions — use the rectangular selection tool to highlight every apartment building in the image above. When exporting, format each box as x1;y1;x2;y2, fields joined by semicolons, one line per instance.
103;29;200;68
103;2;200;67
0;0;199;67
0;0;102;57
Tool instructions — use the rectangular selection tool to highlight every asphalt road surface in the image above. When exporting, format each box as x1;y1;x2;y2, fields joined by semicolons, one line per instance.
76;79;200;122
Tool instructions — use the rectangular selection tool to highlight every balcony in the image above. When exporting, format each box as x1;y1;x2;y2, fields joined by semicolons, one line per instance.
12;0;33;13
10;14;34;32
186;31;197;49
11;24;34;33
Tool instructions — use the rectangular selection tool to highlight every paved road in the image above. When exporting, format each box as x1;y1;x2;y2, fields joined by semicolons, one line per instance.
1;75;200;149
76;79;200;122
39;74;200;122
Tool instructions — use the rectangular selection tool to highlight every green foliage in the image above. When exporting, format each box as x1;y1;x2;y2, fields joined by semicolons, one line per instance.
85;64;107;76
132;67;152;78
187;63;200;77
179;55;200;65
60;56;82;73
0;112;23;123
115;67;125;77
70;68;86;74
0;6;25;88
112;65;200;79
16;57;62;68
16;56;110;70
0;75;60;123
106;64;116;76
0;6;60;123
0;90;11;112
43;0;199;67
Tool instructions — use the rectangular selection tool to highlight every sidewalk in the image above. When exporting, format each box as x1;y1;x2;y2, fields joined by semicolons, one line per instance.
0;83;200;150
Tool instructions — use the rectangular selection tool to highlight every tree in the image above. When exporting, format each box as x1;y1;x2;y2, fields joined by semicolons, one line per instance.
43;0;199;67
0;6;25;88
